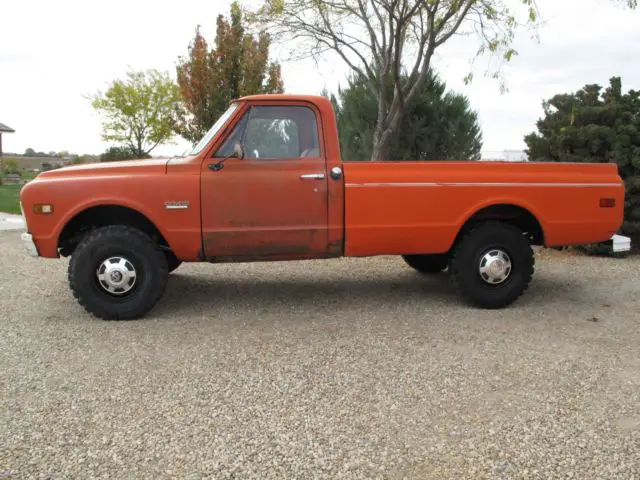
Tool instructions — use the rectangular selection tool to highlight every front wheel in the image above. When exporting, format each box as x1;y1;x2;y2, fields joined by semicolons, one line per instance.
68;226;169;320
450;221;534;309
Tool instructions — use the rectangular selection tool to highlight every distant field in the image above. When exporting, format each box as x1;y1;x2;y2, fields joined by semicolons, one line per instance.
0;185;22;214
2;155;66;170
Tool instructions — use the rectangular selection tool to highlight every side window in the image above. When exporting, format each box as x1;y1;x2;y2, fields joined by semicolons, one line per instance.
214;112;249;158
214;105;320;159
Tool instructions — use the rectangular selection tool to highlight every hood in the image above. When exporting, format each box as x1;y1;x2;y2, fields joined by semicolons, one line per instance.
36;158;170;179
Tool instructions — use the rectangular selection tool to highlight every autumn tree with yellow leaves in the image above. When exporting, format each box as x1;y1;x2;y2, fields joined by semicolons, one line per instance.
175;1;285;145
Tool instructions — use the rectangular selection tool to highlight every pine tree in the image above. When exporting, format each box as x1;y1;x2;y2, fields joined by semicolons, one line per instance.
331;72;482;161
525;76;640;245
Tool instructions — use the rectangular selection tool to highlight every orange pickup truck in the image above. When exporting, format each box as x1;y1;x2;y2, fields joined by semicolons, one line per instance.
20;94;628;320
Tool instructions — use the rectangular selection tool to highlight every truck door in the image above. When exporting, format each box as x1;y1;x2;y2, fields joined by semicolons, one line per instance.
200;102;329;260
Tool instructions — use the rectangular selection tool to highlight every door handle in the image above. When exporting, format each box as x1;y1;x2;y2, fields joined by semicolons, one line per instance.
300;173;326;180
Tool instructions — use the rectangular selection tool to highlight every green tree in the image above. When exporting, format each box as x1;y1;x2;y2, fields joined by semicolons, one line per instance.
100;146;150;162
524;76;640;245
249;0;637;160
175;1;285;145
2;158;20;174
24;148;36;157
90;69;181;157
331;72;482;161
77;154;99;164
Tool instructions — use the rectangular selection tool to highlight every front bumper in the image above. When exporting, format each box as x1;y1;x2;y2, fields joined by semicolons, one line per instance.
21;232;39;257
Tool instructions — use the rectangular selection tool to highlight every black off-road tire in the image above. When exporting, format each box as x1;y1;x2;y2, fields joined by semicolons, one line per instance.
402;254;449;274
450;221;535;309
68;226;169;320
165;250;182;273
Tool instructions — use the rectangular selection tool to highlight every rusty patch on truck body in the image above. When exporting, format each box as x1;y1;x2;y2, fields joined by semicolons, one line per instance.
202;227;328;262
327;237;344;257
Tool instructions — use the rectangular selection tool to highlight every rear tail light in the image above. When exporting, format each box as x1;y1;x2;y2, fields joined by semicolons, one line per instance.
600;198;616;208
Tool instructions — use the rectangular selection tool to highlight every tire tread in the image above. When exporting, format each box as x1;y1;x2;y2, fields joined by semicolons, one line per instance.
450;221;535;308
68;225;168;320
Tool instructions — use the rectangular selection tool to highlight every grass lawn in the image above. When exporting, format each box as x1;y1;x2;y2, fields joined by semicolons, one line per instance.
0;184;22;214
0;171;39;214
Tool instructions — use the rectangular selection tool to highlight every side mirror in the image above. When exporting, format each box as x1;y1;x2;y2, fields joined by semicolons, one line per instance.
208;142;244;172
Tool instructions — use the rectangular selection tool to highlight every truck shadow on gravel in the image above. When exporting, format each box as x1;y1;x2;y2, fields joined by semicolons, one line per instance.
152;271;577;319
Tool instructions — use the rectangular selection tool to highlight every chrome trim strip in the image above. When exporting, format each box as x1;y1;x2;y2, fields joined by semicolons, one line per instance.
164;201;190;210
345;182;623;188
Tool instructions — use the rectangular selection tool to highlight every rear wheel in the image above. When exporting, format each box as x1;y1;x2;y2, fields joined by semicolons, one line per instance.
402;254;449;274
68;225;168;320
450;221;534;309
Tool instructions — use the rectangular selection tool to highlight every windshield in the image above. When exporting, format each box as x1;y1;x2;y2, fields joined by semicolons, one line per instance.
190;103;240;155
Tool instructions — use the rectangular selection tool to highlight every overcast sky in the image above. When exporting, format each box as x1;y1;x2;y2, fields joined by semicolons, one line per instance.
1;0;638;157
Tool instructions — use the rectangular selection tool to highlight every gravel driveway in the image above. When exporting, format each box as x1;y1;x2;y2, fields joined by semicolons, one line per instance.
1;230;639;479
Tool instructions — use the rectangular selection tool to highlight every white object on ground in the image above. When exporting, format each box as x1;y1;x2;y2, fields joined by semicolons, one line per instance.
0;213;26;231
611;234;631;253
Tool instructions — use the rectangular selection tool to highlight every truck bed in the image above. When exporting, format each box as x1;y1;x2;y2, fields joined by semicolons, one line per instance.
342;161;625;256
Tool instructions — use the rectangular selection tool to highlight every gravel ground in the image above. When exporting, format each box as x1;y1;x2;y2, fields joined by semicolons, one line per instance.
1;230;639;479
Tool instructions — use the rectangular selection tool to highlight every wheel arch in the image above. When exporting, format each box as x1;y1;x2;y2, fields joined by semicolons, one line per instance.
453;201;546;250
57;202;171;257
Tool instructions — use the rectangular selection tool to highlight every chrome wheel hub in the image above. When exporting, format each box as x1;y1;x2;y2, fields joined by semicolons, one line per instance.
478;249;512;285
97;257;137;295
